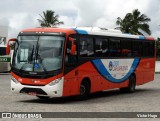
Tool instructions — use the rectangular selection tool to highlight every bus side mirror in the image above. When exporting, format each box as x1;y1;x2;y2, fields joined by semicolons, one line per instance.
6;38;17;55
68;37;76;55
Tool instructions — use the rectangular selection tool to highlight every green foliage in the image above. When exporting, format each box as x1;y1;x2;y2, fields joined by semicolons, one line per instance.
116;9;151;35
37;10;64;27
156;38;160;59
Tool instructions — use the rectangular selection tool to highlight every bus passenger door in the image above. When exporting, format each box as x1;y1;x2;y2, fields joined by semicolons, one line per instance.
63;36;79;96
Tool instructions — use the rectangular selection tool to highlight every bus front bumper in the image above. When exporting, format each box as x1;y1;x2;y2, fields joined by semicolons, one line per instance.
11;77;64;98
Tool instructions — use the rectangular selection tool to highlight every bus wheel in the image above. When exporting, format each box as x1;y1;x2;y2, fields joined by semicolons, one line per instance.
79;80;90;100
128;75;136;93
37;96;49;100
120;75;136;93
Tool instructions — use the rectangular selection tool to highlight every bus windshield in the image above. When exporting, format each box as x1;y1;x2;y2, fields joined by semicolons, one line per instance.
12;35;64;72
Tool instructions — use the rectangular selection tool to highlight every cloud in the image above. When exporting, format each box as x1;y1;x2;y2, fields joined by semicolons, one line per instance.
0;18;9;26
59;16;76;27
145;0;160;37
0;0;160;38
72;0;106;26
72;0;160;38
0;0;77;38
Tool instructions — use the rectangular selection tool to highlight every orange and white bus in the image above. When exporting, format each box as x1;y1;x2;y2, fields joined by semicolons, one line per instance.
9;27;155;99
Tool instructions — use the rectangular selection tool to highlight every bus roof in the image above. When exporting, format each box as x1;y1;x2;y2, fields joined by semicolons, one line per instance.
21;27;155;41
21;27;76;35
72;27;155;40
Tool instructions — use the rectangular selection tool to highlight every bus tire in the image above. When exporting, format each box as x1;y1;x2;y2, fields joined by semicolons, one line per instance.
120;75;136;93
78;80;90;100
128;75;136;93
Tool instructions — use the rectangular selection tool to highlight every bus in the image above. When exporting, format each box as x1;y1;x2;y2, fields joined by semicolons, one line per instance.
0;37;11;73
9;27;155;99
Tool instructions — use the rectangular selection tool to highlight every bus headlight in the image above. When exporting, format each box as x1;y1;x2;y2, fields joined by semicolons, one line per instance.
11;77;19;84
48;78;61;86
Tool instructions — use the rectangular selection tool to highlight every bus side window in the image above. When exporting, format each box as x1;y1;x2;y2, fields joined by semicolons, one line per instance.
80;37;94;57
149;41;155;57
0;37;6;45
143;41;155;57
95;38;109;57
109;39;121;57
132;41;142;57
121;40;132;57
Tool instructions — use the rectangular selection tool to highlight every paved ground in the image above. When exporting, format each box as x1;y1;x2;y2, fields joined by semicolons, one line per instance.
0;74;160;121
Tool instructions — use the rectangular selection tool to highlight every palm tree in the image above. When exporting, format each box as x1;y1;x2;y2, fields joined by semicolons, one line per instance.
116;9;151;35
116;13;132;33
37;10;64;27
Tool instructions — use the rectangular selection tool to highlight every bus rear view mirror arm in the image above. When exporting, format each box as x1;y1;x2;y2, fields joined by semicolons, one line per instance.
6;38;17;55
68;37;77;55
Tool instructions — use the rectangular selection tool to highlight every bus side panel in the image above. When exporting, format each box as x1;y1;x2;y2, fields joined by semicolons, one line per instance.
143;58;155;83
63;61;129;96
134;60;144;85
63;68;79;97
77;62;105;93
63;62;103;96
63;62;106;96
136;58;155;85
63;57;156;97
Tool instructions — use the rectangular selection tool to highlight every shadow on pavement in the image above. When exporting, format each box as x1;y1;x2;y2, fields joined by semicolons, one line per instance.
18;88;155;104
0;73;10;75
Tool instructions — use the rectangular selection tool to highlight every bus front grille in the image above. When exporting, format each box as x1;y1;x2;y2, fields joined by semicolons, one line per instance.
20;87;47;95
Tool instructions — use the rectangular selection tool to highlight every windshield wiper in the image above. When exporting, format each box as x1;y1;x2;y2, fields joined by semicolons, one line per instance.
35;41;39;62
33;37;39;72
33;37;48;74
19;63;26;73
37;54;48;74
29;45;34;63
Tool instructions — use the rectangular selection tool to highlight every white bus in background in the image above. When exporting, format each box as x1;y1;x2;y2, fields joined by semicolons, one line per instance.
0;26;11;73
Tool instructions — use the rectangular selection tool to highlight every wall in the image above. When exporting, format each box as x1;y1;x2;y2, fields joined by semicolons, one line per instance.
155;61;160;72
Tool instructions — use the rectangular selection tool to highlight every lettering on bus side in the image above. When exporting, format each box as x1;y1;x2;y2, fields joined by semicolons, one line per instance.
109;61;128;72
0;57;11;62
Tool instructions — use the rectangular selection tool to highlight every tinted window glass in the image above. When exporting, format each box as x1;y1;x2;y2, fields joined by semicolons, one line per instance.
109;39;121;57
132;41;142;57
143;41;154;57
121;40;132;57
0;47;6;55
80;37;94;57
95;38;109;57
150;41;155;56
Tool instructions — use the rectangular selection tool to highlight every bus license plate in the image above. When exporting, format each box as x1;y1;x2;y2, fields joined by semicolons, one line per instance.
28;92;37;96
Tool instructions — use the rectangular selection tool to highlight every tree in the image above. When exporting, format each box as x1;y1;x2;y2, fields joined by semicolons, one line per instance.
116;9;151;35
37;10;64;27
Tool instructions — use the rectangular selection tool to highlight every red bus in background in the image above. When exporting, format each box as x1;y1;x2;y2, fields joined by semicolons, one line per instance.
9;27;155;99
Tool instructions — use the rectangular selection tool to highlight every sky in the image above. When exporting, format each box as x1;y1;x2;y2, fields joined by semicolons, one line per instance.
0;0;160;38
